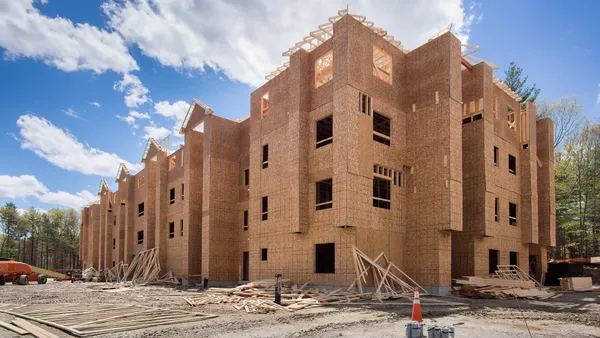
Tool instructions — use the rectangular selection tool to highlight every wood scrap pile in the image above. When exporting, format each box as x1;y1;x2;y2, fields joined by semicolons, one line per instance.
453;276;554;299
184;279;362;314
117;247;179;285
350;246;426;301
103;261;128;282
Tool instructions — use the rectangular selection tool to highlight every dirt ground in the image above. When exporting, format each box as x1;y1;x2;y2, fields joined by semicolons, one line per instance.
0;280;599;338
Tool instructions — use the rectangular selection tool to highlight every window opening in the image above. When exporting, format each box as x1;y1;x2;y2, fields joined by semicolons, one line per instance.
359;93;373;116
261;92;269;118
138;203;144;217
243;210;249;231
489;249;499;273
244;169;250;185
316;116;333;148
169;222;174;238
373;46;392;84
169;156;176;171
508;155;516;174
261;248;268;261
373;112;391;146
373;176;391;209
315;243;335;273
494;147;499;166
137;231;144;244
170;188;175;204
507;106;516;130
180;219;184;236
262;144;269;168
495;197;499;222
315;50;333;87
262;196;268;221
509;203;517;226
316;179;333;210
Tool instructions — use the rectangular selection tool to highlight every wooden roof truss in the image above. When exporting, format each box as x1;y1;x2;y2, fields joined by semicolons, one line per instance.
97;179;109;196
266;9;403;81
141;137;162;163
115;163;131;183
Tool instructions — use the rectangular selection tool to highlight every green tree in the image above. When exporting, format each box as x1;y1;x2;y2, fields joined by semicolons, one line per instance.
503;61;541;103
0;202;20;258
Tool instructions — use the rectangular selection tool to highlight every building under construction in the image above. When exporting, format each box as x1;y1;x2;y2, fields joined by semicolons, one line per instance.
79;10;555;295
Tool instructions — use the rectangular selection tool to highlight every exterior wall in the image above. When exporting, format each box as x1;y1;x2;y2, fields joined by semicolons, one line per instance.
78;13;555;293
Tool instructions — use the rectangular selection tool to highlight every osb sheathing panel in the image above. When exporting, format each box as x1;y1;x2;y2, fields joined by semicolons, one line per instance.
184;130;204;276
155;150;169;271
536;118;556;247
404;32;462;287
473;237;528;276
202;116;242;281
345;15;405;109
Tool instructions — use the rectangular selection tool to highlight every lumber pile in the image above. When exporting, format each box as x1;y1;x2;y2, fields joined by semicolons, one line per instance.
184;279;362;314
559;277;593;291
118;247;179;285
453;276;554;299
350;246;426;301
0;303;216;336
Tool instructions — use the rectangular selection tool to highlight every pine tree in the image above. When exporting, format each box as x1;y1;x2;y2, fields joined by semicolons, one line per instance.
503;61;541;103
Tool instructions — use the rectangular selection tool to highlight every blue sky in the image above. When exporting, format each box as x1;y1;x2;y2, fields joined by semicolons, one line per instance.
0;0;598;212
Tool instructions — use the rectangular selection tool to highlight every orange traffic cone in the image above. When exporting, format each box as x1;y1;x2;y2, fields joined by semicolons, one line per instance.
411;287;423;322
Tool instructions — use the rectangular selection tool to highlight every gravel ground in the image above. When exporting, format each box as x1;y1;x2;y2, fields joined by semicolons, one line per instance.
0;280;599;337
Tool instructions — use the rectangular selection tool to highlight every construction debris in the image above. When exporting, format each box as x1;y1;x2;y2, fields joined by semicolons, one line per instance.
559;277;593;291
454;276;554;300
184;279;364;314
350;246;426;301
82;267;97;282
0;303;216;337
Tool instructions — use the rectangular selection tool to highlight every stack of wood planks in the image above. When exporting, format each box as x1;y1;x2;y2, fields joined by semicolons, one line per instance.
184;279;363;314
0;303;216;336
350;246;426;301
0;318;60;338
559;277;593;291
453;276;554;299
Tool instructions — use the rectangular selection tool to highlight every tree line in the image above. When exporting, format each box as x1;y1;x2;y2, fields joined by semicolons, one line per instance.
0;203;80;270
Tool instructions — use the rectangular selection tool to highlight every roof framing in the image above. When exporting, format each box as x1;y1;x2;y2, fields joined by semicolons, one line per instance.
115;163;131;183
141;137;162;163
179;98;213;134
266;9;404;81
97;179;109;196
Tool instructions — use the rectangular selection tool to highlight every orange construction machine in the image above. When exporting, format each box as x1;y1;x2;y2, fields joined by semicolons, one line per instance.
0;259;48;285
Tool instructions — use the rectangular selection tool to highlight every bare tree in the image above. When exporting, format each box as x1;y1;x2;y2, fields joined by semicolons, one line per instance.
537;96;584;149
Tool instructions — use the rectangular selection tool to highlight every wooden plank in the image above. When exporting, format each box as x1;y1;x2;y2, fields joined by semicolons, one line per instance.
12;318;60;338
0;321;29;335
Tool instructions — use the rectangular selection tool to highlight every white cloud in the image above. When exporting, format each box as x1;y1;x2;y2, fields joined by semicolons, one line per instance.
39;189;97;209
16;114;142;177
113;73;150;108
0;0;138;74
0;174;47;199
116;114;138;128
130;111;150;119
115;110;151;129
0;174;95;209
90;102;101;107
151;100;189;135
62;108;80;118
102;0;476;87
142;122;170;140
